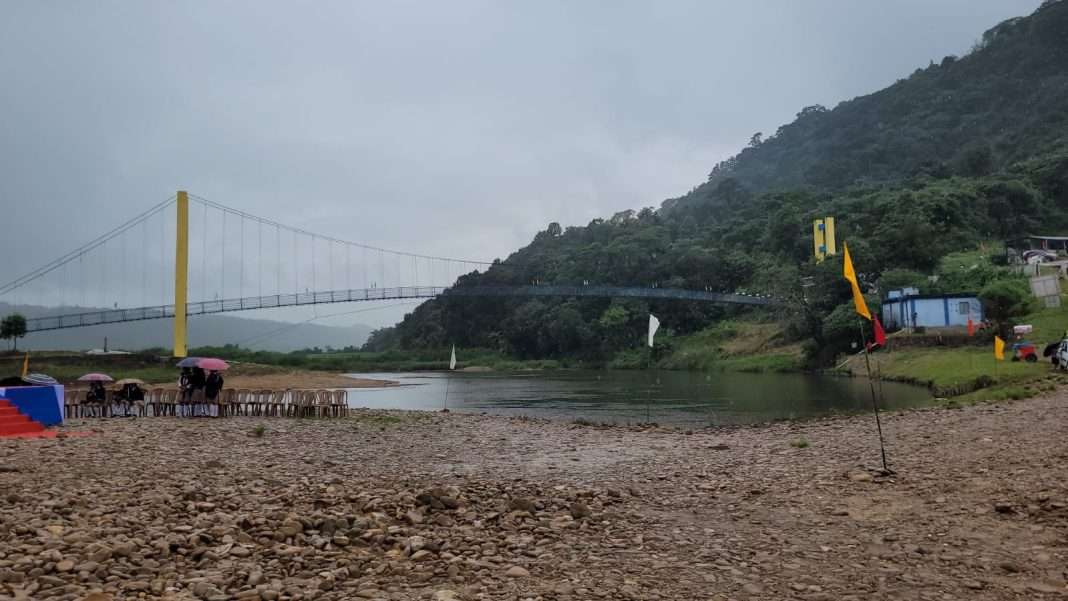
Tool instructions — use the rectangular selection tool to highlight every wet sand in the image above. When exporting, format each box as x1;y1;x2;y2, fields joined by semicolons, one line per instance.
1;392;1066;600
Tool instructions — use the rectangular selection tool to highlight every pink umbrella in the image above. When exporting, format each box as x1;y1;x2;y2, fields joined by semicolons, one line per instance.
197;358;230;371
78;373;113;382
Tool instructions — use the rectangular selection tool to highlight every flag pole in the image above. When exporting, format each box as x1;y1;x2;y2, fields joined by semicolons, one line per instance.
443;345;456;413
858;319;892;474
443;374;451;412
646;314;660;425
645;348;652;424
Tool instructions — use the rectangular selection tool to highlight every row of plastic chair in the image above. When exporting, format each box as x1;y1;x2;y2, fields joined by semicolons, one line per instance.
63;388;149;418
64;388;349;419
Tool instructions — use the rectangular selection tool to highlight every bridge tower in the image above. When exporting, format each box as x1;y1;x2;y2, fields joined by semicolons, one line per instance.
173;190;189;357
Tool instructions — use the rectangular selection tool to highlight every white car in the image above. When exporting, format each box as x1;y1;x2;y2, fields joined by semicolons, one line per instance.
1056;340;1068;371
1024;249;1057;264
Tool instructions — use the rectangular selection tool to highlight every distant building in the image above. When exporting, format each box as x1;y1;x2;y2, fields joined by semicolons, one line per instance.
881;290;982;330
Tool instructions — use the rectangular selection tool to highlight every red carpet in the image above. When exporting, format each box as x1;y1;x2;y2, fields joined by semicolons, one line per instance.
0;399;46;437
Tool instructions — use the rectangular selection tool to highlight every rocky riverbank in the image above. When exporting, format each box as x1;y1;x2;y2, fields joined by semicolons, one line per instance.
2;395;1068;600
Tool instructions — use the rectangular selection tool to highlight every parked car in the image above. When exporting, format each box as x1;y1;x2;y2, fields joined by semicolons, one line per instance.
1023;249;1057;264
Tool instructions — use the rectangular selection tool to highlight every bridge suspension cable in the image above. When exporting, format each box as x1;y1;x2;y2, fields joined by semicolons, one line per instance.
187;194;492;266
0;195;176;297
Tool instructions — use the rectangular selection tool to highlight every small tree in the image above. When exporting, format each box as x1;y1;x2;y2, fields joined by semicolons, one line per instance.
0;314;27;351
979;279;1034;337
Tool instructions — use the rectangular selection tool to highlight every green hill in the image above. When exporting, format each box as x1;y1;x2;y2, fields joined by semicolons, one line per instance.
371;1;1068;366
669;0;1068;206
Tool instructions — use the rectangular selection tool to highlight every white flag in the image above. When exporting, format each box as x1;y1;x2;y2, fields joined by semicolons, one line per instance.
648;314;660;348
449;345;457;370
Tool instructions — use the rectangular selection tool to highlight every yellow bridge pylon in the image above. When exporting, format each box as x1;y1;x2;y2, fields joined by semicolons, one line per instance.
173;190;189;357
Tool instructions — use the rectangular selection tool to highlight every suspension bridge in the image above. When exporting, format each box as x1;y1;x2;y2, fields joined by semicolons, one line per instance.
2;191;776;356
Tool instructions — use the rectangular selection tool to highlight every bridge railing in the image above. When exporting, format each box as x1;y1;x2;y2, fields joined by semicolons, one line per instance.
441;285;774;306
25;285;775;332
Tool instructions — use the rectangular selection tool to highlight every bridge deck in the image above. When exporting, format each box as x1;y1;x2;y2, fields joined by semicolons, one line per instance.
25;285;776;332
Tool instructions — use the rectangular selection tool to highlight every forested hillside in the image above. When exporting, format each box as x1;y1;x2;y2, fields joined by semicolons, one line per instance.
671;0;1068;204
367;0;1068;365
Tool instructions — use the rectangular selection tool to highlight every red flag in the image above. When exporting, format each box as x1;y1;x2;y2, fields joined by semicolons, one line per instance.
967;318;975;337
867;317;887;351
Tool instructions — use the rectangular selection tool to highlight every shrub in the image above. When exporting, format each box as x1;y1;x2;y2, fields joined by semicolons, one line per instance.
979;278;1035;335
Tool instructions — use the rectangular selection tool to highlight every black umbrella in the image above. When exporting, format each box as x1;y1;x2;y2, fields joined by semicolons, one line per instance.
175;357;202;368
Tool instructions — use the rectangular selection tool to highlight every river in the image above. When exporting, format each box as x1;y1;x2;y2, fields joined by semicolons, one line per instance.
345;370;932;426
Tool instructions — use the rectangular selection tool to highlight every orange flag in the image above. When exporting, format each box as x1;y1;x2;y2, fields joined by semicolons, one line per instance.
842;242;871;321
967;318;975;337
994;336;1005;361
20;352;29;378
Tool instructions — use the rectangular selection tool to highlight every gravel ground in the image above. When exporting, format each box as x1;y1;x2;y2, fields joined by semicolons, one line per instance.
1;394;1067;601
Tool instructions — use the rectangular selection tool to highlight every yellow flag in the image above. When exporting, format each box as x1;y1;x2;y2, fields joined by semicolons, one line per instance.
994;336;1005;361
842;242;871;321
20;352;29;377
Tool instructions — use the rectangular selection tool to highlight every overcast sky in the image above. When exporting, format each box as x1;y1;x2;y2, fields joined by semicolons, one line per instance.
0;1;1043;330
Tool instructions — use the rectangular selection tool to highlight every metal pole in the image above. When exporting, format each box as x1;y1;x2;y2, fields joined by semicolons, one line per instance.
858;318;891;473
443;373;451;412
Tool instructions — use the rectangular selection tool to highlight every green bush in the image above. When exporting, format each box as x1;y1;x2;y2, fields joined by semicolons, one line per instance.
979;278;1035;334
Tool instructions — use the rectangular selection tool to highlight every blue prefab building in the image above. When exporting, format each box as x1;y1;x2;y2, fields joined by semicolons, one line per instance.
881;291;982;330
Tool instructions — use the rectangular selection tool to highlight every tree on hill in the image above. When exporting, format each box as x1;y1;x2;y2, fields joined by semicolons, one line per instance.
1;314;27;351
979;279;1034;336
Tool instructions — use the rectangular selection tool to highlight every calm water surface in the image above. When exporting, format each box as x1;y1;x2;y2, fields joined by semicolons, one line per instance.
345;370;932;426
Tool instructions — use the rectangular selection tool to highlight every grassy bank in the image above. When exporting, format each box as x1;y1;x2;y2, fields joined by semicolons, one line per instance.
655;320;803;373
847;298;1068;401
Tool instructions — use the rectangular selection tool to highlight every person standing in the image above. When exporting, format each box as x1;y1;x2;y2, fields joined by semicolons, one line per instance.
205;370;224;417
191;367;207;416
178;368;192;417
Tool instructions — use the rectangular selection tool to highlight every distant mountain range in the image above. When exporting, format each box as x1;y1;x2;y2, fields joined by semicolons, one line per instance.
0;302;373;352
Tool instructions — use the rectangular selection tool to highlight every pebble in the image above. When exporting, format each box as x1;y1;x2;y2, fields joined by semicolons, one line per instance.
1;400;1065;601
505;566;531;578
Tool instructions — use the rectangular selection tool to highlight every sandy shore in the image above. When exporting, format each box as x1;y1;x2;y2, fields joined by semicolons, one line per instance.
1;394;1067;600
222;371;396;390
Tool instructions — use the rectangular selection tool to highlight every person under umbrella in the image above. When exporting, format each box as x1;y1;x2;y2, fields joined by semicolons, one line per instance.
115;378;146;417
78;373;113;418
86;381;107;417
191;367;207;416
178;368;192;417
205;370;224;417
